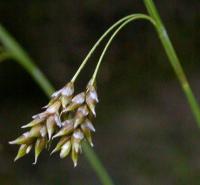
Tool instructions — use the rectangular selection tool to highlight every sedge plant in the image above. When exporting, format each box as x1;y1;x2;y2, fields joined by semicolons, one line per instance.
0;0;199;185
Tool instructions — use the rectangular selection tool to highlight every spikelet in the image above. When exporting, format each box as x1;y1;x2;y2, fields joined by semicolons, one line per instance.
9;80;98;167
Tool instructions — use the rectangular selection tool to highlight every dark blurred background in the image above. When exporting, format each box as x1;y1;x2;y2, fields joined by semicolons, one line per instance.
0;0;200;185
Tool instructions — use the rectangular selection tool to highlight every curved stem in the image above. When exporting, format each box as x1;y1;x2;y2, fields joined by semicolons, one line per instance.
143;0;200;126
91;15;155;84
0;24;114;185
71;13;149;82
0;25;54;97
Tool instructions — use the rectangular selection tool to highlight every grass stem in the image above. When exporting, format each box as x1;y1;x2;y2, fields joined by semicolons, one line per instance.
143;0;200;126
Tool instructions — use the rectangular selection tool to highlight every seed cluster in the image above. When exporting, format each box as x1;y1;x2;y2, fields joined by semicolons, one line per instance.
9;80;98;167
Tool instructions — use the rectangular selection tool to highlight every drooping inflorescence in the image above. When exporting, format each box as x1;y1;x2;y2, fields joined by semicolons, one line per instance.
9;80;98;167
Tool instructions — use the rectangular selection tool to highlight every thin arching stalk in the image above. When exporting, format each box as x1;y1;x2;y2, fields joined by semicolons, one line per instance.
90;15;155;84
71;13;148;82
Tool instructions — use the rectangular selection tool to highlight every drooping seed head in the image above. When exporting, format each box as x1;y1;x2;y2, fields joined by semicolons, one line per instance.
10;79;99;166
